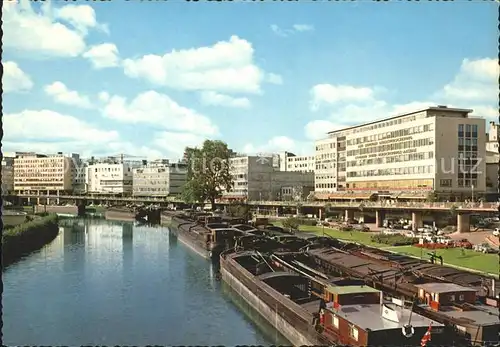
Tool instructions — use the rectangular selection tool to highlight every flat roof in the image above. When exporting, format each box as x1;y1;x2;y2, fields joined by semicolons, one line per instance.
326;285;380;295
415;283;477;294
328;302;442;331
419;304;499;327
327;106;474;135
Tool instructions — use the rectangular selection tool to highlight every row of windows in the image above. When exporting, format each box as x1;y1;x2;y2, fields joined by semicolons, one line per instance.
347;138;434;157
458;179;478;187
133;188;169;192
15;178;64;182
315;183;338;189
346;123;434;146
347;165;433;177
134;180;169;185
458;124;478;137
347;151;434;167
339;115;419;137
93;167;131;172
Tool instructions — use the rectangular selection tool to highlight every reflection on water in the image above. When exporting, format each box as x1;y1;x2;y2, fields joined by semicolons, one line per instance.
3;218;285;346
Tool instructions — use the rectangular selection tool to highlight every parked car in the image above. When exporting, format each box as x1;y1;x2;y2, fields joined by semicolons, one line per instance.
352;224;370;232
437;236;453;245
454;238;473;249
473;243;497;254
404;231;416;238
339;224;353;231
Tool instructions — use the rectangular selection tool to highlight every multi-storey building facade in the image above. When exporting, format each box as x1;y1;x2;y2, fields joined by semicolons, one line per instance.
223;155;314;201
286;154;315;173
132;159;187;197
1;155;15;195
87;160;137;195
71;153;87;194
13;152;73;195
275;151;315;173
314;106;486;200
485;121;499;153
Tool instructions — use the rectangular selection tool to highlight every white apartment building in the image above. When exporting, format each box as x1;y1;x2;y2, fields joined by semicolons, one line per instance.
13;152;74;195
132;159;187;197
1;155;15;195
286;154;315;173
486;121;499;153
87;161;138;195
223;155;314;201
274;151;315;173
314;106;486;200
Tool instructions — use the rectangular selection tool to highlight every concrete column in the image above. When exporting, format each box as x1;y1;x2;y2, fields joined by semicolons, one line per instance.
318;207;324;220
345;209;354;221
457;213;470;233
56;190;60;205
275;207;279;217
376;210;385;228
412;212;423;231
296;207;300;216
37;197;40;205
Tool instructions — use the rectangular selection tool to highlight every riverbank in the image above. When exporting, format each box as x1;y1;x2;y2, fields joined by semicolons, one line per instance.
2;213;60;268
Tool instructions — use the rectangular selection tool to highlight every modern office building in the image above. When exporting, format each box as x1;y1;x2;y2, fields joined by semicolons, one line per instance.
222;155;314;201
1;155;15;195
13;152;74;195
71;153;87;194
87;158;140;195
132;159;187;197
485;121;499;153
274;151;315;173
314;106;486;200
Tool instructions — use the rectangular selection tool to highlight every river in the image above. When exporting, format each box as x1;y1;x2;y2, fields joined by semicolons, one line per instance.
3;217;289;346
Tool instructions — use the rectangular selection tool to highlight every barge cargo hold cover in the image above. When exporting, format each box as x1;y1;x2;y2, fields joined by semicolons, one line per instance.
220;250;448;347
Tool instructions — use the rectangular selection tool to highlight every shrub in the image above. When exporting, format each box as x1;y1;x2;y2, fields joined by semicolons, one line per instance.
282;217;300;230
371;234;418;246
3;214;59;267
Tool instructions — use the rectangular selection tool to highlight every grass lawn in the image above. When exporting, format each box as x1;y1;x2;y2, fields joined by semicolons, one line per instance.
386;246;500;275
276;222;499;275
276;223;385;247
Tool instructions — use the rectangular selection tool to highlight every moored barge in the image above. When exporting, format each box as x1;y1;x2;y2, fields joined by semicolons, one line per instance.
170;211;245;260
306;246;500;345
220;248;448;346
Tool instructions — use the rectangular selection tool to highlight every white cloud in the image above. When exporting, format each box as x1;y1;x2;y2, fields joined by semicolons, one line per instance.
3;109;118;142
102;90;219;136
53;4;108;35
200;91;251;108
438;57;498;103
98;91;110;102
242;136;313;156
305;120;343;140
44;81;93;109
3;0;106;58
270;24;315;37
2;61;34;93
310;84;376;111
83;43;120;69
267;73;284;85
292;24;314;32
122;35;278;94
2;109;164;159
153;132;208;159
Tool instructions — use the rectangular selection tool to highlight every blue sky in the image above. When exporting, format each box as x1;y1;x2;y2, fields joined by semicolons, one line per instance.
3;0;498;160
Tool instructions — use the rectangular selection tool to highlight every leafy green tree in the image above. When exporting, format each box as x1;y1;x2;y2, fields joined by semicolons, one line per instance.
283;217;300;231
181;140;234;209
426;191;438;203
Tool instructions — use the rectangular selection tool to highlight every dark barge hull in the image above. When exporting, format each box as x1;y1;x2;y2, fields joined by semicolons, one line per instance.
169;217;218;260
220;253;333;346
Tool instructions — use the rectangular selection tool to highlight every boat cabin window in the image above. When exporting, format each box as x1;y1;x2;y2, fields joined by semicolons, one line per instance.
459;294;464;301
449;294;455;302
349;326;359;341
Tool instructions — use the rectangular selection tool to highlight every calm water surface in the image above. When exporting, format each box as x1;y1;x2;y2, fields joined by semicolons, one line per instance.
3;218;289;345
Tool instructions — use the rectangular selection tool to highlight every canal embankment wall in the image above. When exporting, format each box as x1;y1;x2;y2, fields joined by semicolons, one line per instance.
221;257;328;346
104;207;136;221
2;213;60;268
34;205;79;215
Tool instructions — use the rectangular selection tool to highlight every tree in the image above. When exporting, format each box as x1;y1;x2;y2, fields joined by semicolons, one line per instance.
282;217;300;231
181;140;234;209
426;191;438;203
